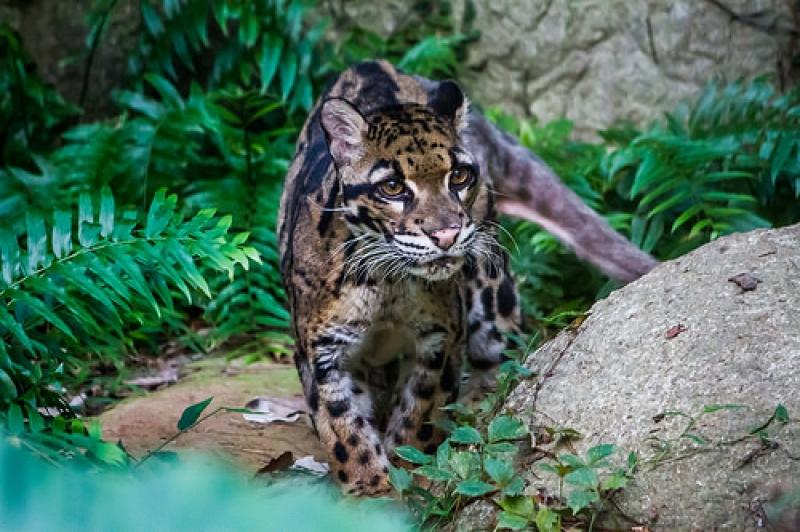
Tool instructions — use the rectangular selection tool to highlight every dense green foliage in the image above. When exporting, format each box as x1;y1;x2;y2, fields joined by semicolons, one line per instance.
1;0;799;528
0;0;470;461
492;78;800;331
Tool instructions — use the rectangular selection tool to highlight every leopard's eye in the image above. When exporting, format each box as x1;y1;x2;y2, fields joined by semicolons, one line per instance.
449;167;474;189
378;179;407;198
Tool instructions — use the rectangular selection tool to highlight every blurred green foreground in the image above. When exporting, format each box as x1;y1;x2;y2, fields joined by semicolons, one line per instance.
0;442;411;531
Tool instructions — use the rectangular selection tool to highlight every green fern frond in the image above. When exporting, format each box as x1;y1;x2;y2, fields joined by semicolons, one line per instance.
0;187;256;413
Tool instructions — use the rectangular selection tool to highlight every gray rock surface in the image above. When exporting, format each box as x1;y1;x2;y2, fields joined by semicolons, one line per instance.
334;0;798;139
7;1;797;131
2;0;139;119
498;223;800;529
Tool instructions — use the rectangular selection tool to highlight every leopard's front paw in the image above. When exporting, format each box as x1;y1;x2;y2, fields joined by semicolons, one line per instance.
338;465;393;497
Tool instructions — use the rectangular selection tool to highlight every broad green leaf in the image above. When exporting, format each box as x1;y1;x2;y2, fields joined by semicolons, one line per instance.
436;439;451;468
564;466;598;488
502;475;525;496
414;465;453;482
177;396;213;431
484;442;517;454
455;478;494;497
496;511;528;530
586;443;616;464
535;507;560;532
388;465;412;492
600;471;628;491
567;488;599;515
488;415;527;443
450;426;482;444
484;456;514;485
394;445;432;465
449;450;480;479
775;404;789;423
498;495;534;516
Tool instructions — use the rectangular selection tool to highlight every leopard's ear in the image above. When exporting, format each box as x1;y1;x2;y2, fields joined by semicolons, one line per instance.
320;98;367;166
430;80;469;132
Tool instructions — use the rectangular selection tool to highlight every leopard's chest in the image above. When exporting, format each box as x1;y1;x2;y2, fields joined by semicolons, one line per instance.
349;279;463;367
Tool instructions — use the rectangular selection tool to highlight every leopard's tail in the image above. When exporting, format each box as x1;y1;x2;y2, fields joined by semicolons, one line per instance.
465;112;657;283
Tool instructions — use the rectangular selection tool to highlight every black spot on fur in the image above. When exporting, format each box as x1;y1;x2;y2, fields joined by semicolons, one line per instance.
338;470;349;483
359;451;370;465
370;475;381;487
440;363;456;392
327;399;350;418
429;81;463;122
463;258;478;279
414;381;435;399
334;442;349;463
375;443;383;455
342;182;374;201
347;433;360;447
354;416;365;428
497;277;516;317
481;286;495;321
426;351;446;370
470;357;497;370
308;383;319;411
353;62;400;110
417;423;434;442
484;259;499;279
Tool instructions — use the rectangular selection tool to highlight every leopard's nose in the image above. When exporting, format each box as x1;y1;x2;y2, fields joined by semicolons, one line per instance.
426;225;461;251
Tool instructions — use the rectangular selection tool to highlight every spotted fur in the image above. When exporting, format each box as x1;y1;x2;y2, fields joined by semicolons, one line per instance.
278;61;656;496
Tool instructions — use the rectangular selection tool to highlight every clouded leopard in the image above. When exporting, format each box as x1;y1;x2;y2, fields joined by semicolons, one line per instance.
278;60;656;495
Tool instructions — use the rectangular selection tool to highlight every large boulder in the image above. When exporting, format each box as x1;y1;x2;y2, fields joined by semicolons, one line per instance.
493;223;800;529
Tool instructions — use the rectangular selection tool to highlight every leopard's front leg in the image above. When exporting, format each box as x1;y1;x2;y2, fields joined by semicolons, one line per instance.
303;326;392;496
384;321;463;458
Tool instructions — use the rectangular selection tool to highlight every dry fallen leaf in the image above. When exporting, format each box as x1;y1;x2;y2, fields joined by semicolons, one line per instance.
665;324;687;339
291;455;330;475
242;396;306;424
728;272;760;291
256;451;295;475
125;366;179;389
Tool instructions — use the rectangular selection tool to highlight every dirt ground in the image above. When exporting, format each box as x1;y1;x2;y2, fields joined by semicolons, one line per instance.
99;356;325;471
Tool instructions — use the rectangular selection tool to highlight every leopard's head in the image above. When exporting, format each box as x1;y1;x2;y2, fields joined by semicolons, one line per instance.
320;82;497;281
